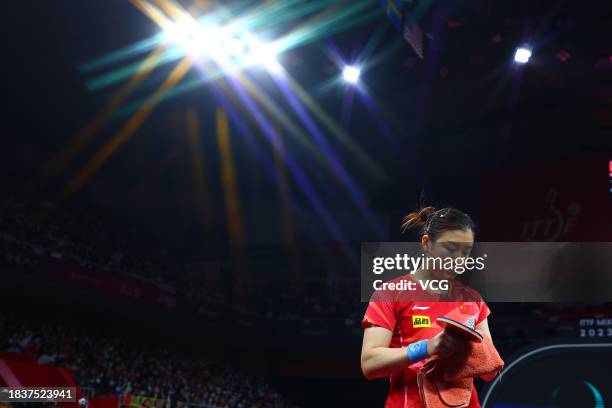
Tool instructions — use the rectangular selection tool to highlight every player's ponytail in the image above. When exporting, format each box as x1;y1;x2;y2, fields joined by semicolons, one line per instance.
401;202;475;241
401;206;437;234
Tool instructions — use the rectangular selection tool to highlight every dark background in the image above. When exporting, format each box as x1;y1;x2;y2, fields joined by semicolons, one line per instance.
1;0;612;407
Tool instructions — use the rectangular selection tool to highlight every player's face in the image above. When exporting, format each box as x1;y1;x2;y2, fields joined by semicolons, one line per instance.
422;229;474;279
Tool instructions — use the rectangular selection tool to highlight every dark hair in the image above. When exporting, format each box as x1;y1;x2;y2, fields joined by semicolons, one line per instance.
401;205;475;241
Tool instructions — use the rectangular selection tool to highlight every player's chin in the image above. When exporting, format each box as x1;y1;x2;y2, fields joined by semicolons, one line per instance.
447;271;460;279
438;269;457;279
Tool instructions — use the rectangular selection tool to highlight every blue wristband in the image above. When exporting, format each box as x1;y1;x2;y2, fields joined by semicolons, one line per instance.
407;339;429;363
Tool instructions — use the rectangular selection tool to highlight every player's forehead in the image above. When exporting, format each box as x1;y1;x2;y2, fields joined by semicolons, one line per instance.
433;229;474;244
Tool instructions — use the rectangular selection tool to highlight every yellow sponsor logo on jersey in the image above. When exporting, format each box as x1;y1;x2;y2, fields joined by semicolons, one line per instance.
412;315;432;328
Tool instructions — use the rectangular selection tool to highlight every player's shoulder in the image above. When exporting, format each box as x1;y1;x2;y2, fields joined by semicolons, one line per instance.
453;279;484;302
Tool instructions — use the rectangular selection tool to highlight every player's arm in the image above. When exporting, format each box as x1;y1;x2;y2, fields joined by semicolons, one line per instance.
361;326;465;380
360;326;408;380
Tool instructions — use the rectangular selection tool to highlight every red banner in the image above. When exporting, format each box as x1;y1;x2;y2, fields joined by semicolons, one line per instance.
90;396;119;408
480;155;612;241
0;353;74;388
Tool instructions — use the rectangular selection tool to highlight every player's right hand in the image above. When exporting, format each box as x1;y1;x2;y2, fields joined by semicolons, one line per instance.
426;330;468;357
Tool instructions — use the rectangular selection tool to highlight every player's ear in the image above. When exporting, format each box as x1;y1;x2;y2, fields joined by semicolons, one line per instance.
421;234;431;253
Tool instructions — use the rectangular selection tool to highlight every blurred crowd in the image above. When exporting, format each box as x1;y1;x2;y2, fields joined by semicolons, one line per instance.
0;196;360;333
2;195;611;357
0;318;298;408
0;197;175;291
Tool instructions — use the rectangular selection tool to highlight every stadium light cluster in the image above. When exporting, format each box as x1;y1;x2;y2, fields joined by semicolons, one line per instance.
163;22;281;73
162;15;538;89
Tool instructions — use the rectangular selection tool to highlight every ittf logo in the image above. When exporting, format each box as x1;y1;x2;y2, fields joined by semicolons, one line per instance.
412;315;432;328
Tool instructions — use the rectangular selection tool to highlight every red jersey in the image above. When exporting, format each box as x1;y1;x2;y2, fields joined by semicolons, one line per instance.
362;274;491;408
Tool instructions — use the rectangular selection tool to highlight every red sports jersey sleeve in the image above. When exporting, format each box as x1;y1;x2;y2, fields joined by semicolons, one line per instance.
460;282;491;326
361;295;397;332
476;300;491;326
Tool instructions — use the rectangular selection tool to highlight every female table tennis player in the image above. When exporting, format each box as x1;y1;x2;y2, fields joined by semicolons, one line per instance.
360;206;494;407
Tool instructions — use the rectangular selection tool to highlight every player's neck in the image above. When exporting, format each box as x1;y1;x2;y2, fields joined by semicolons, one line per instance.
413;267;435;281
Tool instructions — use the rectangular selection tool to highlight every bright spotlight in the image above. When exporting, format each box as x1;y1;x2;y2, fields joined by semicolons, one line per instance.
514;47;532;64
224;37;247;57
163;23;216;57
163;23;191;47
246;39;281;72
342;66;360;83
163;22;283;72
